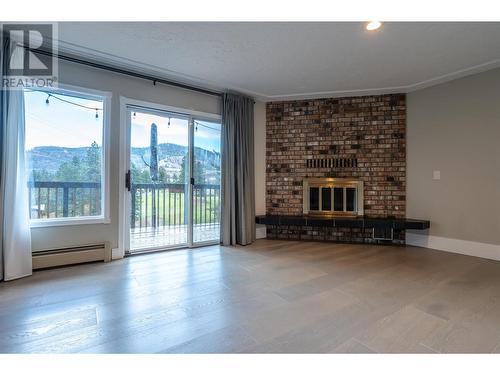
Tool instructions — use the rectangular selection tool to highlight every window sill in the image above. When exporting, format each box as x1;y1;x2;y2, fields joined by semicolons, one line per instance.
30;216;110;228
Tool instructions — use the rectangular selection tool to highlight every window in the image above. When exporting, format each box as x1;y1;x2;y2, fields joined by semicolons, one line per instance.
24;86;109;225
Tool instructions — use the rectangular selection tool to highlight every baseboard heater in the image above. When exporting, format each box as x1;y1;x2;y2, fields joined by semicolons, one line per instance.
32;242;111;270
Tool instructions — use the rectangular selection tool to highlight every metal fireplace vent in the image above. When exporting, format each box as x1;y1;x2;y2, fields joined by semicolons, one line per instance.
306;157;358;169
303;177;363;217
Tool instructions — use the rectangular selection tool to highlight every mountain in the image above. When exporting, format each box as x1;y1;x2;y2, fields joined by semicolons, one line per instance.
132;143;221;183
27;143;221;182
27;146;90;174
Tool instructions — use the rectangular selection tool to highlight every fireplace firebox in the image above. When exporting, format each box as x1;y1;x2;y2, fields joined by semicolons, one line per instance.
303;178;363;217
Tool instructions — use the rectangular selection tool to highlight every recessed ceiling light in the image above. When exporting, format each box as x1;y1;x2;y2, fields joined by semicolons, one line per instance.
366;21;382;31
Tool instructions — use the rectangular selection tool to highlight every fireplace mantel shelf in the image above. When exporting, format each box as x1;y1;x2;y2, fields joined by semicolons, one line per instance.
256;215;430;230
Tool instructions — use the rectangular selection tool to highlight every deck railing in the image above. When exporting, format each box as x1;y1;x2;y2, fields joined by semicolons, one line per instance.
28;181;220;230
28;181;101;219
130;183;220;230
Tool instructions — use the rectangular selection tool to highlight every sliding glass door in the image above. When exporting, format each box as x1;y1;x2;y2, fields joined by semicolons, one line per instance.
126;105;221;253
192;120;222;244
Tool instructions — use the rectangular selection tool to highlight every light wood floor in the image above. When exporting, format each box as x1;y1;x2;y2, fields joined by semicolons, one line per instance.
2;239;500;353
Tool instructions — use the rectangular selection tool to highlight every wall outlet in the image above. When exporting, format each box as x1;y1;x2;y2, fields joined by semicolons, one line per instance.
433;170;441;180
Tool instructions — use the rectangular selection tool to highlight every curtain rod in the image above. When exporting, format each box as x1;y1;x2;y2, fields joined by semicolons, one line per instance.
30;48;223;98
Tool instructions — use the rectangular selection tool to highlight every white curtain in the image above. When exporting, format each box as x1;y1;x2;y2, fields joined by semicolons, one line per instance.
1;40;33;281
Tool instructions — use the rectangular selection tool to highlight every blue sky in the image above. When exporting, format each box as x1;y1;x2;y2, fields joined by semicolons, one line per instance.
24;90;103;150
131;111;221;152
25;90;221;153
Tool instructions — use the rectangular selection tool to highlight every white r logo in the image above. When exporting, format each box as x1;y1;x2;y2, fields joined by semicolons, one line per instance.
9;29;48;70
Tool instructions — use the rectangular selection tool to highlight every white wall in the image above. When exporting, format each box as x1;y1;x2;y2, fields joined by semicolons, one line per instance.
407;68;500;247
30;60;221;252
254;100;266;215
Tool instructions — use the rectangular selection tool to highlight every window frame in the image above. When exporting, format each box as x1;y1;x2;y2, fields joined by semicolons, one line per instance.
26;83;112;228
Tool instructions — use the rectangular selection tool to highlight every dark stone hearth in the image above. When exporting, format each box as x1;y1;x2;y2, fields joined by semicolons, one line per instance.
256;215;430;230
256;215;430;245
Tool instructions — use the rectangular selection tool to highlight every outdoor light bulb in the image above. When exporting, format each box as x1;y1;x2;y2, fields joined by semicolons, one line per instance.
45;95;50;105
133;112;136;118
168;118;171;127
366;21;382;31
95;110;99;119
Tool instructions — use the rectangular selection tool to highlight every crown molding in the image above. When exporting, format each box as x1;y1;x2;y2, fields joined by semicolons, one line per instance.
56;40;227;93
55;39;500;103
263;85;408;102
404;58;500;92
265;58;500;101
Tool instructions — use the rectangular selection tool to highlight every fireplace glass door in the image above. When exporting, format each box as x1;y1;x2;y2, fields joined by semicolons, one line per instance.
303;178;364;217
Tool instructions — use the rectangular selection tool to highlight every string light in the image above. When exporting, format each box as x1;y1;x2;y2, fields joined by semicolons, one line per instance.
28;89;103;119
194;121;219;132
35;90;220;128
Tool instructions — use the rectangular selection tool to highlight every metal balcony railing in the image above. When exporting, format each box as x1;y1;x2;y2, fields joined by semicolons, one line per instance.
28;181;220;230
130;183;220;230
28;181;101;219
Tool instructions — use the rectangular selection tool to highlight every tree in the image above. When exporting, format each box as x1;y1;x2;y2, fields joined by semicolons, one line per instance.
193;160;204;184
131;162;151;183
85;141;101;182
158;166;168;183
55;156;83;182
178;155;187;183
31;168;53;182
178;154;207;184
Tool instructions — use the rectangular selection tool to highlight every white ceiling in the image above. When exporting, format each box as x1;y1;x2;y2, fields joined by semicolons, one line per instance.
57;22;500;101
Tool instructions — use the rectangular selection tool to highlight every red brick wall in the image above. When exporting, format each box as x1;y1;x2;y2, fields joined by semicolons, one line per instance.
266;94;406;218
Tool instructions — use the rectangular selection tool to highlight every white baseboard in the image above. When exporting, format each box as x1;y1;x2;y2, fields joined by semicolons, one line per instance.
406;232;500;261
111;247;125;260
256;224;267;239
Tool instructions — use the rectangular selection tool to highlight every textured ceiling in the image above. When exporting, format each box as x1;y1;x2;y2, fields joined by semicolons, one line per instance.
57;22;500;100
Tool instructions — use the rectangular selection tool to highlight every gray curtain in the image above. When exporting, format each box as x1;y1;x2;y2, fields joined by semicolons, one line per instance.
221;93;255;246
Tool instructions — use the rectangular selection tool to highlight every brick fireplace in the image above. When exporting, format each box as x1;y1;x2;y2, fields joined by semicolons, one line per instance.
265;94;406;243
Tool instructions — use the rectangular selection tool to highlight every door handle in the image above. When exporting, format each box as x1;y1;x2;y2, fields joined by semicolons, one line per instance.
190;177;195;185
125;170;131;191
